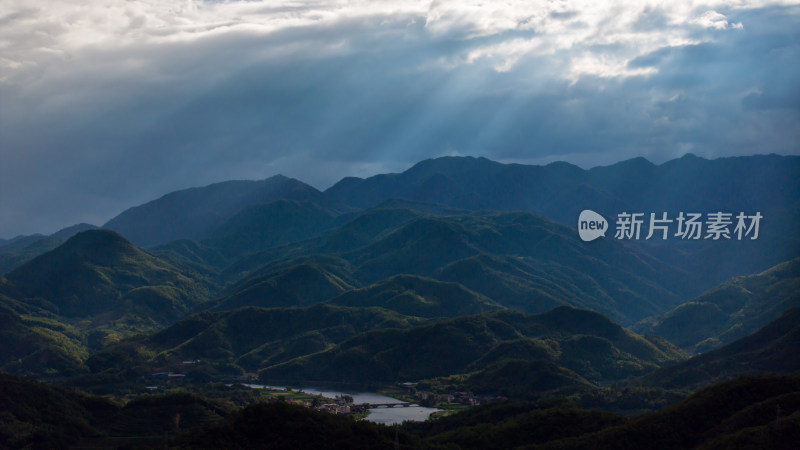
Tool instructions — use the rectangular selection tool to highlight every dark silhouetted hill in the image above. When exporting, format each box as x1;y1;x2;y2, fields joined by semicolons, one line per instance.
326;154;800;287
207;199;337;257
0;223;98;274
172;401;421;449
640;307;800;391
537;374;800;449
104;175;331;246
639;258;800;352
405;374;800;450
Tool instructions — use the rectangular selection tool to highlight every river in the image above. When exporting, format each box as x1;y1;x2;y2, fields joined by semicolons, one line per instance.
241;384;442;425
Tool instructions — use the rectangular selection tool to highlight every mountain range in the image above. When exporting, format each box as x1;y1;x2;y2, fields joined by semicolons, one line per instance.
3;154;795;296
101;153;799;242
0;153;798;448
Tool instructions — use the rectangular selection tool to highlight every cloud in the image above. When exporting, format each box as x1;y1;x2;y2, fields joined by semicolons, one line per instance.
0;0;798;236
691;10;743;30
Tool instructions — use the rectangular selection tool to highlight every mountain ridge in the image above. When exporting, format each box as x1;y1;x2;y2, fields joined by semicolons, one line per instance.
258;306;686;385
104;175;333;246
639;306;800;391
638;257;800;353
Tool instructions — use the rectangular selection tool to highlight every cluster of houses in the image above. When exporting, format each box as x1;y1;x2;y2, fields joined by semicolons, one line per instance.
259;393;357;415
317;399;353;415
409;385;507;406
310;395;356;415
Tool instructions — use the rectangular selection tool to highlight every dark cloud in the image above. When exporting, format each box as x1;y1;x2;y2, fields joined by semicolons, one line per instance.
1;1;798;237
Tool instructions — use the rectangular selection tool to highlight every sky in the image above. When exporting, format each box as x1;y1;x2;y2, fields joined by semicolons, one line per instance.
1;0;799;237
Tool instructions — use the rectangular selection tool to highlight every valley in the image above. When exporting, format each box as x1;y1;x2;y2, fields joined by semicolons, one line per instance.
1;154;798;449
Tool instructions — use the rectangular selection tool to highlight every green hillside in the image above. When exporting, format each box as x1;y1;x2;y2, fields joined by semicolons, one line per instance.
151;239;231;276
211;261;358;311
86;304;424;379
223;208;696;324
0;230;209;318
0;224;98;275
326;155;800;289
258;307;686;385
0;230;215;374
0;295;87;375
218;208;422;281
639;258;800;352
433;359;595;400
328;274;502;318
639;307;800;391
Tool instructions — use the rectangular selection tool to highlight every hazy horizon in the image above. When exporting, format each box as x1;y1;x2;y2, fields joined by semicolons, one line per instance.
2;150;795;239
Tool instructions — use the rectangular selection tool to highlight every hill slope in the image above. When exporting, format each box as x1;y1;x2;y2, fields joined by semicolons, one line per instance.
207;199;337;258
639;258;800;352
0;230;215;374
538;374;800;449
87;304;425;376
211;259;358;311
406;374;800;450
326;154;800;287
104;175;330;246
0;374;231;449
0;295;88;375
0;230;208;319
328;274;502;318
259;307;685;385
227;208;697;324
640;307;800;391
0;224;98;274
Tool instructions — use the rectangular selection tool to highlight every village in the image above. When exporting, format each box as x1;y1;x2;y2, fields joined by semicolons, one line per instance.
395;382;508;409
142;359;508;420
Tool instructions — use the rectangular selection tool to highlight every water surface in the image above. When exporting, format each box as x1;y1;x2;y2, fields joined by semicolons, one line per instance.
241;384;441;424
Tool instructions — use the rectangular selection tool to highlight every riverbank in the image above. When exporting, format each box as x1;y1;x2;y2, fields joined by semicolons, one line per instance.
233;383;443;425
